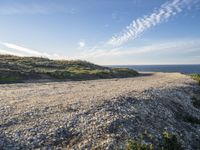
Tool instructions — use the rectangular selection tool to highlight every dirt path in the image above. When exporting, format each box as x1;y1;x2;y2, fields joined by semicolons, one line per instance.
0;73;200;149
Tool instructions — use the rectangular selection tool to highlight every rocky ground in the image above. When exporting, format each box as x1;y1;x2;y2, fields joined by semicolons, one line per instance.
0;72;200;149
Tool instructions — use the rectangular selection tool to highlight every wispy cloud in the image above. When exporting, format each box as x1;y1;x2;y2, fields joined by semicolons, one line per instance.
0;41;50;57
1;40;199;64
77;40;200;59
0;41;68;60
0;49;24;56
107;0;196;46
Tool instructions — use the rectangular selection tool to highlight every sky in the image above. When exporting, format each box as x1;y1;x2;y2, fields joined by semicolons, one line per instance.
0;0;200;65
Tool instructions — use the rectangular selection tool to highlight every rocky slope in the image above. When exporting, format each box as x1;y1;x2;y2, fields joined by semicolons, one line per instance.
0;73;200;149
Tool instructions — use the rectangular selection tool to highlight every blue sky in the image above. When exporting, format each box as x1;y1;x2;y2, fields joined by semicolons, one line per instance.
0;0;200;65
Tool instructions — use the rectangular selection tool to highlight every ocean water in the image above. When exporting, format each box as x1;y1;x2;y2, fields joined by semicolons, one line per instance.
110;65;200;74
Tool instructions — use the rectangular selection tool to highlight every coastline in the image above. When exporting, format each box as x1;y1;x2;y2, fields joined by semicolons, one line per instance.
109;64;200;74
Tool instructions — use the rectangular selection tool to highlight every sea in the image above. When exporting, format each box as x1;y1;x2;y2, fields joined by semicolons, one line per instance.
110;65;200;74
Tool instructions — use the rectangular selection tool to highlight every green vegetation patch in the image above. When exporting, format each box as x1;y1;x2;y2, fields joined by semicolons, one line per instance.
160;131;182;150
0;76;20;83
126;139;154;150
111;68;139;77
0;55;139;83
191;74;200;85
125;131;182;150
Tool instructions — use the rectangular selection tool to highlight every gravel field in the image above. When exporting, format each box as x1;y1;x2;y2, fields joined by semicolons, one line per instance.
0;72;200;149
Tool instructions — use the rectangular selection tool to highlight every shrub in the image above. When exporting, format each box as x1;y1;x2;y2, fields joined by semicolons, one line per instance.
0;76;20;83
125;132;182;150
160;131;182;150
126;139;154;150
191;74;200;85
112;68;139;77
47;71;72;79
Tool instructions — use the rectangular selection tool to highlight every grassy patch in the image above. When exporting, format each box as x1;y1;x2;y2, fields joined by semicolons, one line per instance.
111;68;139;78
47;71;72;79
0;55;139;83
0;76;20;83
126;139;154;150
191;74;200;85
125;132;182;150
160;131;182;150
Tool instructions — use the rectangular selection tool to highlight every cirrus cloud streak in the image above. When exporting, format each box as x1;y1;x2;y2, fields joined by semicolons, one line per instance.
107;0;197;46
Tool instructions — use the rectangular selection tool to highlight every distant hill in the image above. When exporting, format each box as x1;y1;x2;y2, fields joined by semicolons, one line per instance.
0;55;139;83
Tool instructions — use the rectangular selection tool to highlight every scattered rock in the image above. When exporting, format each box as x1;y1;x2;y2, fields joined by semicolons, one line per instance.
0;73;200;149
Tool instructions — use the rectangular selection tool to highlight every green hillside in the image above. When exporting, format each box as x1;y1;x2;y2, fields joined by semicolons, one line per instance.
0;55;139;83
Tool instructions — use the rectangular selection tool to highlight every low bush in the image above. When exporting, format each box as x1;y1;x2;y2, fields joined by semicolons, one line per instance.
191;74;200;85
125;132;182;150
126;139;154;150
0;76;20;83
160;131;182;150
